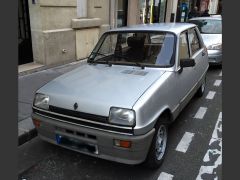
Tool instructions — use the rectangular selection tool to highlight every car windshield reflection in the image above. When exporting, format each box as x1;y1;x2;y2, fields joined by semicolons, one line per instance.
88;31;176;68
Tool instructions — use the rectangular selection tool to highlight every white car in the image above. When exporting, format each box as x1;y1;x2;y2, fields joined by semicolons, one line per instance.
189;16;222;65
32;23;209;168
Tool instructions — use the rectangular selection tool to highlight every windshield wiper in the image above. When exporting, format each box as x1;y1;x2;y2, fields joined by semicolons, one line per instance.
134;62;145;69
89;52;108;62
93;52;107;57
89;55;112;67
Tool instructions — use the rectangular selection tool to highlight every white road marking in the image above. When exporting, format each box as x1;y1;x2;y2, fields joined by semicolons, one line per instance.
194;107;207;119
196;112;222;180
158;172;174;180
176;132;195;153
219;71;222;76
206;91;216;100
214;80;222;86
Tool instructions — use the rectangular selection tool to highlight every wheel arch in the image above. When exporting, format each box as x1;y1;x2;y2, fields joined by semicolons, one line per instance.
153;108;173;128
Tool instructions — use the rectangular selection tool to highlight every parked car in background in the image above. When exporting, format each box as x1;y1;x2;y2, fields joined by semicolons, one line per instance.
32;23;209;168
189;16;222;65
210;14;222;18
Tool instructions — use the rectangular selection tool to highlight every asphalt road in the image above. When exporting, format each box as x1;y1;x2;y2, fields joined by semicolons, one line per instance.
18;66;222;180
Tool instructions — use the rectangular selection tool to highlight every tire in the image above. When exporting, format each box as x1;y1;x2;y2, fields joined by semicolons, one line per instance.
218;63;222;69
145;121;168;169
196;76;206;97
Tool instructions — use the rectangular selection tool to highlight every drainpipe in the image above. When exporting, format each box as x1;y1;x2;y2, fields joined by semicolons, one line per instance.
109;0;116;29
109;0;112;29
77;0;87;18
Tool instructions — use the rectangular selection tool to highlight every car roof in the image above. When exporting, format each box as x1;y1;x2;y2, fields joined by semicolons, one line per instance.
189;16;222;21
107;23;196;35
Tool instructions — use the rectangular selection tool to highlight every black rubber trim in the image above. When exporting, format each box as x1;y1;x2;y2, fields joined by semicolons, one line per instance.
33;108;134;134
49;105;108;123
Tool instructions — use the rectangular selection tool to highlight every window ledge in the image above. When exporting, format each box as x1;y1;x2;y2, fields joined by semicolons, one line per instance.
72;18;102;29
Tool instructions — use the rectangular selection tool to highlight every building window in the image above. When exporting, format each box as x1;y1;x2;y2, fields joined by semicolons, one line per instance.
139;0;168;24
117;0;128;27
159;0;167;22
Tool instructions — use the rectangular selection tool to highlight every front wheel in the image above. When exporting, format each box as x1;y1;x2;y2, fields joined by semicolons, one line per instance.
145;122;168;169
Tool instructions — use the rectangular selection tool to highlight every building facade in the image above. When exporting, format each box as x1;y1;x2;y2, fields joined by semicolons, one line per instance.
26;0;111;66
18;0;221;66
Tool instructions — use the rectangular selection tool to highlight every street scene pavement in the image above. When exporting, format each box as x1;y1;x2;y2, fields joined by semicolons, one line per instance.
18;65;222;180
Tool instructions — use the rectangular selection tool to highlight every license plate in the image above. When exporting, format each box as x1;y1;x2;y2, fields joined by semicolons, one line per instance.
55;134;98;154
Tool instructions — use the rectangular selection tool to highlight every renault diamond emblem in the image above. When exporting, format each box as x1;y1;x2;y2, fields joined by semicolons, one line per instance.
73;103;78;110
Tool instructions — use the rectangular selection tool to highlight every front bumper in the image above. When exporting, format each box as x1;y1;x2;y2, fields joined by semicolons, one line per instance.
32;112;155;165
207;50;222;65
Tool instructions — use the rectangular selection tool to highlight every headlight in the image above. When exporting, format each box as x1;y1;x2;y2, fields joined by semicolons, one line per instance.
207;43;222;50
33;93;49;110
109;107;136;126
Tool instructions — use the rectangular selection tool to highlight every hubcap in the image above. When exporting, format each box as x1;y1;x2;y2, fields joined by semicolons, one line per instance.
201;80;206;93
155;125;167;160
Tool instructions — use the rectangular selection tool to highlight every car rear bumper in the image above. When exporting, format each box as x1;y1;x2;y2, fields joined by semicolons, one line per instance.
207;50;222;65
32;113;155;165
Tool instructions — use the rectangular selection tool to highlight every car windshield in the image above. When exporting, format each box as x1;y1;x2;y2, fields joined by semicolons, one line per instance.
189;19;222;34
88;31;175;67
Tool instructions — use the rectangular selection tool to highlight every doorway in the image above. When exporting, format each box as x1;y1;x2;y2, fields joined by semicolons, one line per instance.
18;0;33;65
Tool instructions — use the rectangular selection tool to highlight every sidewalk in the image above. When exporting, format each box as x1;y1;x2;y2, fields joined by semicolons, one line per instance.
18;60;86;146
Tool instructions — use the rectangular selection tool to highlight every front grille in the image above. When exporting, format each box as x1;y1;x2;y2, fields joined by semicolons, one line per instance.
49;106;108;123
33;107;134;135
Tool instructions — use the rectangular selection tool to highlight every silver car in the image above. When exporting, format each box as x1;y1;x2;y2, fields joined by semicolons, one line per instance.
32;23;209;168
189;16;222;65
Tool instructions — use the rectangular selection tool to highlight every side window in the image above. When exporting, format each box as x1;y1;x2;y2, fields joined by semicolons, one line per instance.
179;32;190;64
188;28;201;55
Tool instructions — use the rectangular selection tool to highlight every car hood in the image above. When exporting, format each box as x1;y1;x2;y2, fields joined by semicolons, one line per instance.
201;34;222;47
38;63;165;116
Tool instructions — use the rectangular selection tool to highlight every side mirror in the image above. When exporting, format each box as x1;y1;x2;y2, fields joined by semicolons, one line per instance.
180;58;196;68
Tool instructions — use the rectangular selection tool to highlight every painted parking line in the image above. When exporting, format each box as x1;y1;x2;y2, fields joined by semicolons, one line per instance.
214;80;222;86
205;91;216;100
194;107;207;119
196;112;222;180
176;132;195;153
219;71;222;76
157;172;174;180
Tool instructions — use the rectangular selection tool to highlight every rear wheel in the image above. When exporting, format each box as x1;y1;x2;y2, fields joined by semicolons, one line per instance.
196;76;206;97
145;121;168;169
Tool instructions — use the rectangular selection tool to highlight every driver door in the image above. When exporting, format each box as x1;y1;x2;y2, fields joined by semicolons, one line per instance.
176;31;196;111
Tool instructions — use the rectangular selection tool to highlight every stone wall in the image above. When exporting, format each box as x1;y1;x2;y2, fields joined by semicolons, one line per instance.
28;0;110;66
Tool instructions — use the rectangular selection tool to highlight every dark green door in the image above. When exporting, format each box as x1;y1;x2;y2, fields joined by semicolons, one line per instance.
18;0;33;65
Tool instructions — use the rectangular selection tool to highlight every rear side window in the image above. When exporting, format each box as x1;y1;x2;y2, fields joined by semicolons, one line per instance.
188;28;201;55
179;32;190;61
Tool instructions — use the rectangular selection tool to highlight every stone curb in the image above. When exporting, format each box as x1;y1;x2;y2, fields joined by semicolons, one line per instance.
18;127;37;146
18;118;37;146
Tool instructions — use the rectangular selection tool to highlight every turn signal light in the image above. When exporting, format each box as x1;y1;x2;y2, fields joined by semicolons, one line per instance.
114;139;132;148
32;118;41;128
